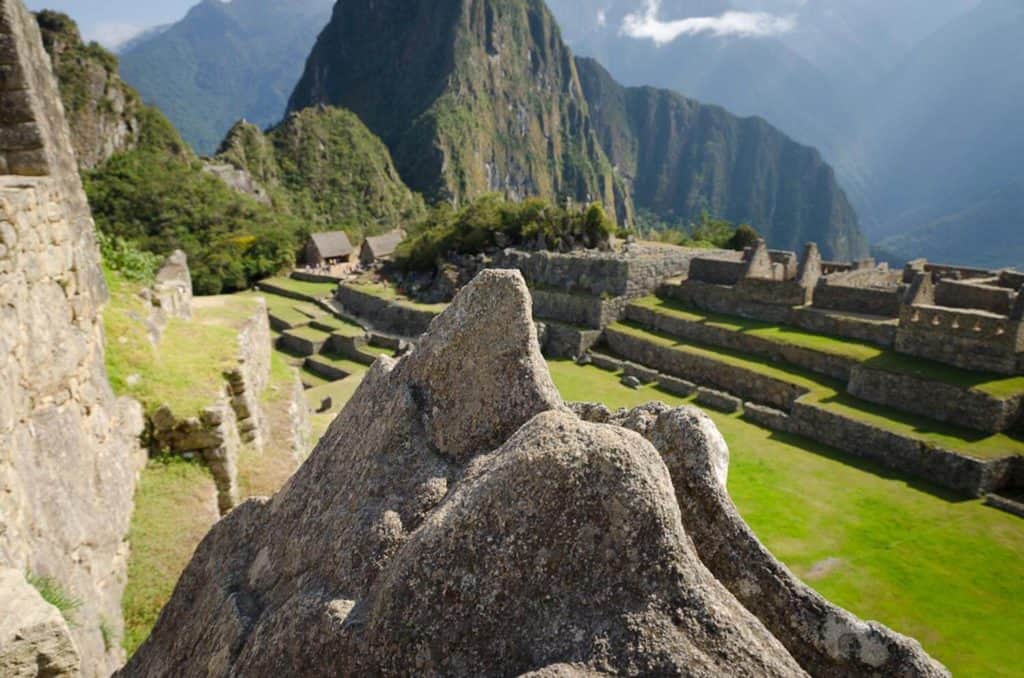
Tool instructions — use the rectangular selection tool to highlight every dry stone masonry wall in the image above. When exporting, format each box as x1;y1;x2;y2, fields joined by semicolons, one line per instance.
0;1;143;674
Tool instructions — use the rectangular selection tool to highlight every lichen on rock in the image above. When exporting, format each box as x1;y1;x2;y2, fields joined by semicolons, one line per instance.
121;270;946;677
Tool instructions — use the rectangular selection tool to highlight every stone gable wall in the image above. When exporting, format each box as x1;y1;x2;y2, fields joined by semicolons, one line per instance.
0;1;143;673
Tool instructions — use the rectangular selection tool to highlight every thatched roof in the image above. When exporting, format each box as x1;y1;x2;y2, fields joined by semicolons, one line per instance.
361;229;405;260
310;231;354;259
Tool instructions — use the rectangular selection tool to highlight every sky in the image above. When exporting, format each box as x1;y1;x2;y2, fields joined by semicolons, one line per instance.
24;0;198;48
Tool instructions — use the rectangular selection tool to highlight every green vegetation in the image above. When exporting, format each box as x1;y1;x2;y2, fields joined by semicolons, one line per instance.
285;326;331;344
257;277;337;301
86;141;304;295
345;282;448;313
396;194;616;271
632;296;1024;398
26;573;82;625
312;317;365;337
218;111;425;239
97;232;163;282
103;270;257;417
122;457;219;655
548;360;1024;677
245;291;324;328
640;211;761;251
609;321;1024;460
36;10;121;114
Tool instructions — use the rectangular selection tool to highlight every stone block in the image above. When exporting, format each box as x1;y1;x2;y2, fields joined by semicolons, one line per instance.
657;374;696;397
6;148;47;175
0;89;32;124
0;121;43;151
0;33;17;63
622;361;659;384
589;352;623;373
695;387;742;414
0;62;23;90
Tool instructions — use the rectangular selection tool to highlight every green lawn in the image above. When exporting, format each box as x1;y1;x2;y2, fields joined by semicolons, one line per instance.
609;321;1024;460
284;326;331;343
258;276;337;300
307;374;366;440
307;353;368;376
363;344;397;357
122;457;219;656
245;290;324;328
312;316;366;337
549;360;1024;678
346;281;448;313
631;296;1024;398
104;271;252;418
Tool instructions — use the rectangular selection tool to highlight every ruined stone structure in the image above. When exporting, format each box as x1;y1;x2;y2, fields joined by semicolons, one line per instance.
665;240;822;324
150;296;273;514
119;270;947;677
671;240;1024;376
492;243;703;357
0;0;143;673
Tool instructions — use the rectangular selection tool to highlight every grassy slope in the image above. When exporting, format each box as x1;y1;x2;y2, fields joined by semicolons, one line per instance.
122;458;219;655
103;271;250;417
633;296;1024;398
610;321;1024;460
258;277;338;300
549;359;1024;678
345;282;448;313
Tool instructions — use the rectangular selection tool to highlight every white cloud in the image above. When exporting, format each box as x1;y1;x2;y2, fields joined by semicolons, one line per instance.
86;22;146;50
597;9;607;27
621;1;796;45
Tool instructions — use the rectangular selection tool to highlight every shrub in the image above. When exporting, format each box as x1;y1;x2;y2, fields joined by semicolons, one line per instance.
27;573;82;625
396;194;616;271
97;232;162;282
727;223;761;251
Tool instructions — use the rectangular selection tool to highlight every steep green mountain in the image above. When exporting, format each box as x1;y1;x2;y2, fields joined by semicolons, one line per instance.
576;57;867;259
288;0;866;260
216;108;426;236
288;0;623;220
34;10;143;169
38;12;305;294
119;0;333;154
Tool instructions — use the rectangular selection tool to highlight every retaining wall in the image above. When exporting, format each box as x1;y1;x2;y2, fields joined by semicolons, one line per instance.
790;307;897;347
662;280;793;324
624;304;856;381
848;366;1023;434
335;284;438;337
605;327;808;410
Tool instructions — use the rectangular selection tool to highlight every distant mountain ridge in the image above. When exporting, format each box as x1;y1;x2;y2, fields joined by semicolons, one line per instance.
288;0;867;260
577;58;866;259
119;0;333;154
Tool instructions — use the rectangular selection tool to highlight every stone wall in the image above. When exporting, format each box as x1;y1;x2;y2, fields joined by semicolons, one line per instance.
812;269;904;317
335;284;438;337
539;320;602;359
687;252;746;285
228;302;271;449
624;304;856;381
605;327;809;410
493;244;702;299
529;286;618;329
848;366;1023;434
0;1;144;673
895;304;1022;375
790;307;897;347
935;278;1015;315
662;280;795;324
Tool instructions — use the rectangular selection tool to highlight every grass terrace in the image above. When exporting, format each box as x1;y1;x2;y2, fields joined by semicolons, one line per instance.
104;271;257;418
284;325;332;344
122;457;219;655
346;281;449;313
311;316;366;337
548;360;1024;678
243;290;324;328
609;321;1024;460
307;352;369;376
632;296;1024;399
258;276;338;300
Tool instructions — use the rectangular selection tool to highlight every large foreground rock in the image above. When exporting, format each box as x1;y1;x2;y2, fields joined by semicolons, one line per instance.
0;568;79;677
123;270;945;676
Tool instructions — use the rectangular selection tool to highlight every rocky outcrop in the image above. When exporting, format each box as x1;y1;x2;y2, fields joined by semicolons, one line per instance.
121;270;944;676
0;568;79;677
35;10;141;169
0;0;144;674
574;402;949;677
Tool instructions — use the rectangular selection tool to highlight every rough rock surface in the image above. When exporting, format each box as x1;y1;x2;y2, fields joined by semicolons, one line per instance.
0;567;80;677
573;401;950;677
0;1;144;674
123;270;944;676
